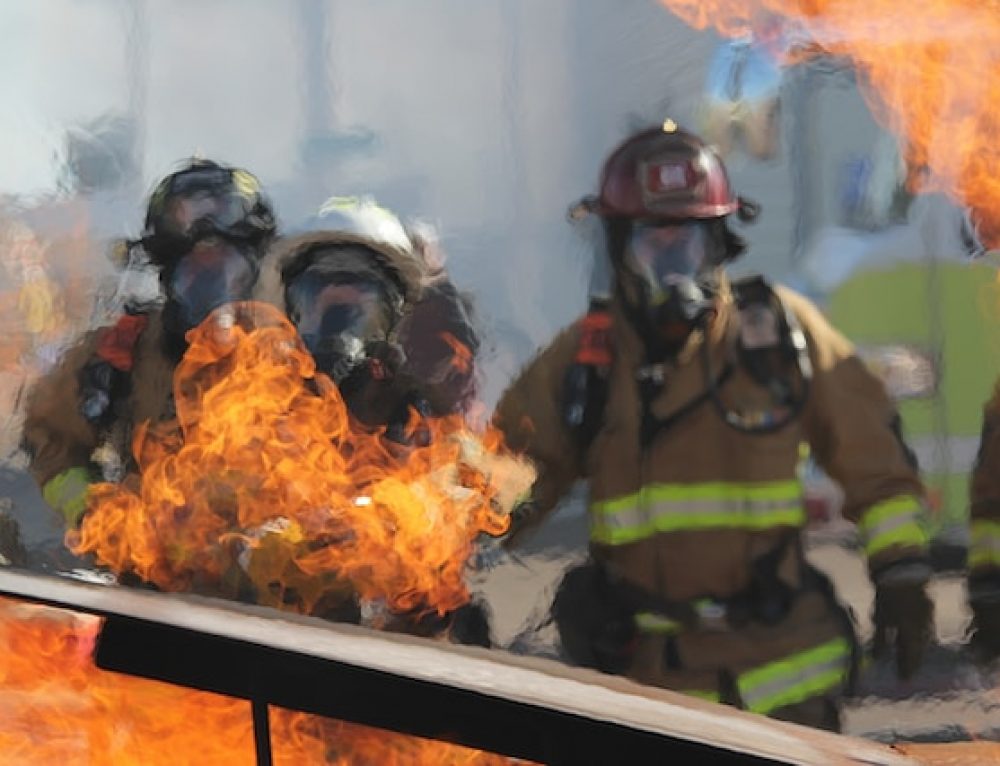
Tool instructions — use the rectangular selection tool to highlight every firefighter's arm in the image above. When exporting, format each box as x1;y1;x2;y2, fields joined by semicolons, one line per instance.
492;324;586;547
787;290;932;679
786;290;928;569
968;385;1000;659
970;386;1000;576
22;334;103;526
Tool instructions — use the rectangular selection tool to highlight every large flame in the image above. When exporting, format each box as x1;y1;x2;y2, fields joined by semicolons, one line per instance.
0;596;529;765
68;302;532;619
660;0;1000;247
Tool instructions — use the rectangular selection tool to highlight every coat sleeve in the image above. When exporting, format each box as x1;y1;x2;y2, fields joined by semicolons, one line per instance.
969;383;1000;578
492;322;587;539
22;332;102;490
781;288;929;574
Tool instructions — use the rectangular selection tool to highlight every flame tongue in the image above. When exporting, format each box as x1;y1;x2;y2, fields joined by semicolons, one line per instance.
70;302;532;618
660;0;1000;247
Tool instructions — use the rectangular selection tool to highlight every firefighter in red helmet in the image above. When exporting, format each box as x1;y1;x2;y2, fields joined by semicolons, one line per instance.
493;121;933;731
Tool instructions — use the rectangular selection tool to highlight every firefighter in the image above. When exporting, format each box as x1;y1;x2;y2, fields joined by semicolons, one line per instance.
492;122;933;730
22;158;277;529
255;196;480;437
968;390;1000;662
252;196;489;643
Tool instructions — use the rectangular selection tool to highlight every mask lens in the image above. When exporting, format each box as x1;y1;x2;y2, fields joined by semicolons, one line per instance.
168;240;256;328
170;165;231;195
159;193;247;242
288;273;388;351
627;222;708;287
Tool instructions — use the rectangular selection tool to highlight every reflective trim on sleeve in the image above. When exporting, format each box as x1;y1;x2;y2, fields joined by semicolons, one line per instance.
737;637;851;716
857;495;928;558
590;481;804;546
634;611;683;635
969;519;1000;571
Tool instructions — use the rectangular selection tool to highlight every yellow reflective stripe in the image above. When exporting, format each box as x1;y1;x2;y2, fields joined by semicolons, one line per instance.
737;637;850;715
634;611;682;634
970;520;1000;570
858;496;928;558
590;481;804;545
595;480;803;514
42;467;92;527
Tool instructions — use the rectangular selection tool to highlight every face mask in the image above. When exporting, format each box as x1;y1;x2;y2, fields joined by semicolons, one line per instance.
165;239;257;333
622;222;716;342
288;272;393;384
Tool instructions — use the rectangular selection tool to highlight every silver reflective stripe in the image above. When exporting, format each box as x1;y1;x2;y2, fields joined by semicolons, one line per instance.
741;654;843;709
595;503;646;534
738;638;851;714
863;509;923;545
648;496;801;518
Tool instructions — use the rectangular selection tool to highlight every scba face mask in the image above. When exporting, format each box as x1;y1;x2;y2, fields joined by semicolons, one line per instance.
622;221;718;339
164;238;258;334
286;268;395;385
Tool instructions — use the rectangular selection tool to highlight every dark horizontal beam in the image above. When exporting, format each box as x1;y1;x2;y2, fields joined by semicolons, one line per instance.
95;613;775;766
0;569;916;766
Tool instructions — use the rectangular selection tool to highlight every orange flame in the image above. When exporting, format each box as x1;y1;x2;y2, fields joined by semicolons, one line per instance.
0;596;530;765
659;0;1000;247
68;303;533;619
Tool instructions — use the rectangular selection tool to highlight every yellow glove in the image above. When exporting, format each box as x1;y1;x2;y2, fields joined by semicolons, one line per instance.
41;467;93;527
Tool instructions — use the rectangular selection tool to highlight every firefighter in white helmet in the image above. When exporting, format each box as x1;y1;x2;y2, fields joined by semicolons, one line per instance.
253;196;489;644
255;196;480;439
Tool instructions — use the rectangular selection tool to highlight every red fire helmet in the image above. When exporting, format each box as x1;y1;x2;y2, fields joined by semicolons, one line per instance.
593;120;740;221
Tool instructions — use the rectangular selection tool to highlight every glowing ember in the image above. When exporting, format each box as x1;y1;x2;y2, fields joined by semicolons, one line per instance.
68;302;533;619
0;597;530;765
659;0;1000;247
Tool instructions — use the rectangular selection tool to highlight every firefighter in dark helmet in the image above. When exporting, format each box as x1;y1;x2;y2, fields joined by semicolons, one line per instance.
492;121;933;730
22;159;277;528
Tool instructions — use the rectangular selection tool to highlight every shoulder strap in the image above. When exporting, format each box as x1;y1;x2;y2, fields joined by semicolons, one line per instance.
94;312;149;372
562;299;614;452
709;276;813;434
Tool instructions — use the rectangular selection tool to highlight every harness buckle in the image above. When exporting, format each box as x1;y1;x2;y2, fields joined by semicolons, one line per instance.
694;599;730;632
636;363;666;385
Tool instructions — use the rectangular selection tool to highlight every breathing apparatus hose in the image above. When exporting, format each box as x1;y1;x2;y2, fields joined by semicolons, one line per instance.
701;305;813;435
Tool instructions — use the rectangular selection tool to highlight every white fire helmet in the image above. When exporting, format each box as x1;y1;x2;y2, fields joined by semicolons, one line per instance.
312;196;414;254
